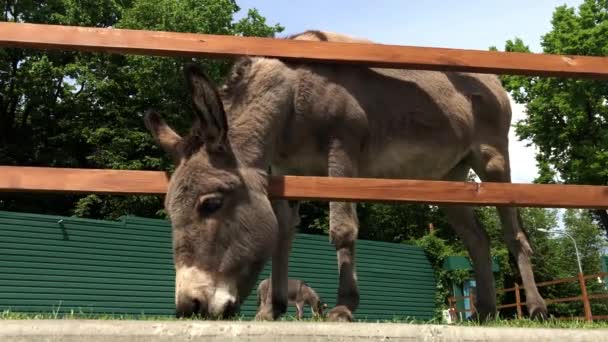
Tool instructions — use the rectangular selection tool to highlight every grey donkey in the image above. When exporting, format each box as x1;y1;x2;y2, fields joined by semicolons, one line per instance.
257;278;328;319
144;30;547;322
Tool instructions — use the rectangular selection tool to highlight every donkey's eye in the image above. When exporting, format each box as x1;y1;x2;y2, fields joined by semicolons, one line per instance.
198;196;224;216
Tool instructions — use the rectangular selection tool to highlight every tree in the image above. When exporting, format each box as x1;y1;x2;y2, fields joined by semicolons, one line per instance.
0;0;283;219
0;0;125;215
493;0;608;236
561;209;606;275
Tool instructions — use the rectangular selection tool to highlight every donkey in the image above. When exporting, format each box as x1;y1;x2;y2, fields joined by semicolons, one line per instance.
257;278;328;319
144;30;547;322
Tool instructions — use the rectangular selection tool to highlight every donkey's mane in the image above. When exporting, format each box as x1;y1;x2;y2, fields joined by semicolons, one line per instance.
219;30;328;98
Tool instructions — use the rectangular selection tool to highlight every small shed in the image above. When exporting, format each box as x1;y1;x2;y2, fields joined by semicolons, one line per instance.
442;255;501;319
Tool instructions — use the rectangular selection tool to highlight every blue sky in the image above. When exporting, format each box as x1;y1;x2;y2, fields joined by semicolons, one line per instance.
235;0;584;183
235;1;582;52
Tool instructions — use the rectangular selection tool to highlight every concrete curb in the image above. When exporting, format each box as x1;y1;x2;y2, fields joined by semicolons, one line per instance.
1;320;606;342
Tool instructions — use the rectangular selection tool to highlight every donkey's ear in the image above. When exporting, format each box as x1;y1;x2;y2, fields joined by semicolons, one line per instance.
144;110;183;163
184;63;228;152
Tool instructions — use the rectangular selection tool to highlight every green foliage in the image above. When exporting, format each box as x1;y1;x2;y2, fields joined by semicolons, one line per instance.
297;201;453;244
413;233;468;319
298;201;330;235
358;203;451;243
0;0;283;219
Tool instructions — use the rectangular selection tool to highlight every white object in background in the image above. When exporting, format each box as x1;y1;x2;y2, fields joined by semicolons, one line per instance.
442;309;454;324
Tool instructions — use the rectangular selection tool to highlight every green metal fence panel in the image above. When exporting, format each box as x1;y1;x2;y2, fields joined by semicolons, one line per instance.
0;211;436;320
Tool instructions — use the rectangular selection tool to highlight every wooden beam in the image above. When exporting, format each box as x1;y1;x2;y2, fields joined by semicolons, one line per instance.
1;22;608;79
544;296;583;305
269;175;608;208
536;276;579;287
1;166;608;209
0;166;169;195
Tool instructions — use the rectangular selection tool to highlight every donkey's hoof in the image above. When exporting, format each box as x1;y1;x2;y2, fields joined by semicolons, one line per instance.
468;311;496;323
254;306;275;321
529;306;548;321
327;306;354;322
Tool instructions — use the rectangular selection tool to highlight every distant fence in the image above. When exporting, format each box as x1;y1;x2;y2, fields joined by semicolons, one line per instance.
449;272;608;322
0;210;436;320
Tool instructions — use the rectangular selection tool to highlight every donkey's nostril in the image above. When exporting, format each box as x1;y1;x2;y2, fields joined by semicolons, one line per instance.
222;300;239;318
192;299;201;316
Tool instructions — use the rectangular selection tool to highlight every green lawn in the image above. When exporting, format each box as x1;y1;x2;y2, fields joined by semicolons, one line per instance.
2;309;608;328
457;317;608;329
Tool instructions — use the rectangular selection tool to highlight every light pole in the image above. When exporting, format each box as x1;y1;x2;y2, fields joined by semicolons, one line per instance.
538;228;583;274
538;228;593;321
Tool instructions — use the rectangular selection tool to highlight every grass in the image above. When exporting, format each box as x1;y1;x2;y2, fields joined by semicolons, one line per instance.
457;317;608;329
0;308;320;322
2;309;607;329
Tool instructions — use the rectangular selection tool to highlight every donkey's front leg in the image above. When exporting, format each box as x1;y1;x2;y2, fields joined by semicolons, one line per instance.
255;199;298;321
327;138;360;322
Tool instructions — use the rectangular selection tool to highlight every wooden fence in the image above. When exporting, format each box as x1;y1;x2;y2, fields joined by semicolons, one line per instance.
0;23;607;207
449;272;608;322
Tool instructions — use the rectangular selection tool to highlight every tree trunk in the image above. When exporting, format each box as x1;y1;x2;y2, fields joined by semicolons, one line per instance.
592;209;608;238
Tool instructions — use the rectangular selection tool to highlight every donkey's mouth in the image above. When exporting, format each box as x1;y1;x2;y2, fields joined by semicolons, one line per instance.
220;301;240;319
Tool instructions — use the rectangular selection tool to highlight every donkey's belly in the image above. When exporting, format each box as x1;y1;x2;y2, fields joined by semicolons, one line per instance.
272;145;329;176
273;141;467;181
360;140;469;180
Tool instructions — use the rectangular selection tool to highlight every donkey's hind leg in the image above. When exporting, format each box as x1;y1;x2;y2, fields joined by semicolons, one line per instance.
440;161;497;322
472;141;548;319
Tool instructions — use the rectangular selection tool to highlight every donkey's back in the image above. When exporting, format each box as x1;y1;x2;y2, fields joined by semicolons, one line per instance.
275;31;512;180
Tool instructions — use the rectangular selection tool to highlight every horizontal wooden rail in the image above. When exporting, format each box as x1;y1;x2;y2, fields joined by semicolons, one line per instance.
545;296;583;305
0;167;170;195
583;272;608;280
1;22;608;79
588;294;608;301
2;166;608;208
496;287;517;293
496;303;519;309
536;276;580;287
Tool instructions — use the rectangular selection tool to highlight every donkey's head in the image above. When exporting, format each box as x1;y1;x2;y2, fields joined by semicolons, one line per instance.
145;63;278;319
316;301;329;317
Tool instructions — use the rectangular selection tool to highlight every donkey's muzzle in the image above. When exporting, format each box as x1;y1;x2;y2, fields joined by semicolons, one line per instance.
176;297;206;318
175;294;239;319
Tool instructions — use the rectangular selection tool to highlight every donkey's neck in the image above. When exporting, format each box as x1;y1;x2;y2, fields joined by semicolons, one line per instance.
226;91;291;170
225;61;294;170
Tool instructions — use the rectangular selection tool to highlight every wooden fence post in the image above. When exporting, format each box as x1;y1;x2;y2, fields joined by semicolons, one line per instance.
578;272;593;321
448;297;456;322
469;293;476;316
514;283;523;319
